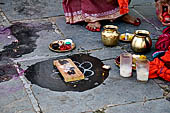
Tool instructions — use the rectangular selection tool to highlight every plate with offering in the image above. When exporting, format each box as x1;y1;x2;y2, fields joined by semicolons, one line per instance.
115;54;147;70
49;39;75;52
119;33;134;42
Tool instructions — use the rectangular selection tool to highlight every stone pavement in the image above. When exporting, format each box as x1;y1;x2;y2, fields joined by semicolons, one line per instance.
0;0;170;113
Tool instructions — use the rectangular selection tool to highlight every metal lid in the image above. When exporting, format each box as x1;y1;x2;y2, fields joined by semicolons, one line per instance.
135;30;150;35
103;25;118;30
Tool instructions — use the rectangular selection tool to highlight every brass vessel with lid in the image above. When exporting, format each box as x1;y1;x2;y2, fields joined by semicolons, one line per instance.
131;30;152;53
101;25;120;46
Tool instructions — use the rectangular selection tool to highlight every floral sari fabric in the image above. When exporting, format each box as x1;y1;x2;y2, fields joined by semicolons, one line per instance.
62;0;130;24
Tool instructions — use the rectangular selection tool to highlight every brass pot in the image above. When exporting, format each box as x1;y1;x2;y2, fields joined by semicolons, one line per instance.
101;25;120;46
131;30;152;53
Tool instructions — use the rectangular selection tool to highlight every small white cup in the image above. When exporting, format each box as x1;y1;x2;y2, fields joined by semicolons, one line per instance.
65;39;73;44
136;59;150;82
120;53;132;77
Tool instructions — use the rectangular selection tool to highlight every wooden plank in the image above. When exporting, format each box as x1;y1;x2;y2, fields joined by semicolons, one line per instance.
53;58;85;82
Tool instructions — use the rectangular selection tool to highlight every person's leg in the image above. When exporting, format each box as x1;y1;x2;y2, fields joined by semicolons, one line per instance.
86;22;101;32
117;0;141;26
120;14;141;26
63;0;141;32
82;0;121;32
62;0;101;31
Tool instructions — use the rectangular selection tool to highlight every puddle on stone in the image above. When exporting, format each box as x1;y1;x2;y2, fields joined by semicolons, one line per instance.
25;54;109;92
0;22;52;59
0;57;20;83
0;22;51;82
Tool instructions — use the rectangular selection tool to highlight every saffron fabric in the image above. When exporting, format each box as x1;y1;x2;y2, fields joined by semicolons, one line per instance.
149;46;170;82
118;0;129;15
62;0;130;24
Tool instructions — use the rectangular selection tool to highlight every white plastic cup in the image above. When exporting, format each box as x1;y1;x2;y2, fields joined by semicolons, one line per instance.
120;53;132;77
136;59;150;82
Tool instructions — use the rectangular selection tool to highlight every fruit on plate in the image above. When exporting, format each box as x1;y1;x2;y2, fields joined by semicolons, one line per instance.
51;40;73;51
120;33;134;41
132;54;147;64
52;43;60;50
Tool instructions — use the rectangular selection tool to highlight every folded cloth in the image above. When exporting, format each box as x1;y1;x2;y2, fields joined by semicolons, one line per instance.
155;33;170;51
149;46;170;82
118;0;129;15
152;51;165;59
163;26;170;34
155;27;170;51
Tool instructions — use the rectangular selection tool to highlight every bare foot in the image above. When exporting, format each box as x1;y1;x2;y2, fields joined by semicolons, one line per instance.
120;14;141;26
86;22;101;32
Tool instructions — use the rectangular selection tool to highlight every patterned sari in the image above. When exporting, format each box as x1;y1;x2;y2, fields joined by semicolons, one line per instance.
62;0;130;24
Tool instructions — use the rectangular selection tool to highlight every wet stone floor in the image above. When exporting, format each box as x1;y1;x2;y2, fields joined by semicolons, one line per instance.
0;22;52;58
0;0;170;112
0;22;52;82
0;20;170;113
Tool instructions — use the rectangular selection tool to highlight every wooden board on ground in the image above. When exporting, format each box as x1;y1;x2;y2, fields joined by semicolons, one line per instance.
53;58;85;82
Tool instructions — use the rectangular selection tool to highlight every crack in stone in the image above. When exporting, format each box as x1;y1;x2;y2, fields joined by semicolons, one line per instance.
0;3;5;5
47;17;66;39
11;17;49;24
19;74;42;113
13;48;117;63
2;97;27;108
10;16;64;24
154;81;170;93
153;79;170;101
0;10;11;26
132;8;161;32
129;2;154;8
14;53;73;62
77;48;103;53
101;58;115;61
0;11;9;20
14;108;35;113
83;97;164;113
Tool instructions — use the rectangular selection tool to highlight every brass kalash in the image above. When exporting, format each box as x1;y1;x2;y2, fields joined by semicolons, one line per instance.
131;30;152;53
101;25;120;46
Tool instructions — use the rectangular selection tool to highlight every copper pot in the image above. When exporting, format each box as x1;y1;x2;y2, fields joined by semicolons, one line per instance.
101;25;120;46
131;30;152;53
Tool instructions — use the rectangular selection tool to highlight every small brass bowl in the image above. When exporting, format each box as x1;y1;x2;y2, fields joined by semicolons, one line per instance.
49;40;76;53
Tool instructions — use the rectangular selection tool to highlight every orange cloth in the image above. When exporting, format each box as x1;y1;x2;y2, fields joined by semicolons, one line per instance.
149;46;170;82
118;0;129;15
